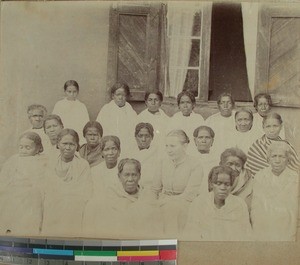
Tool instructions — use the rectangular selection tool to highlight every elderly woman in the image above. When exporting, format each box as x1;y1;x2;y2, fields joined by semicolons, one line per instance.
138;90;170;147
96;83;137;152
41;129;92;237
151;129;204;236
246;113;299;175
0;132;46;236
251;141;299;241
90;135;121;195
79;121;103;167
252;93;285;138
183;166;251;241
42;114;64;156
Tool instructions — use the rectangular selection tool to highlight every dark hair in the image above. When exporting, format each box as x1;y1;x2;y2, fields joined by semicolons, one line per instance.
144;90;163;102
234;108;253;121
118;158;141;175
110;82;131;99
208;165;238;192
57;129;80;152
262;112;283;126
220;147;247;167
64;80;79;92
177;91;196;106
27;104;47;117
217;92;235;107
43;114;64;132
167;129;190;144
193;126;215;138
83;121;103;137
19;131;43;154
100;135;121;152
135;122;154;138
253;93;272;109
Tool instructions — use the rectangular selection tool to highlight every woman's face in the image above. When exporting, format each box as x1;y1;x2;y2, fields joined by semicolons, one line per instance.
102;140;120;164
194;129;214;153
223;156;243;174
135;128;153;150
19;137;39;157
45;119;63;141
65;85;78;101
268;147;288;175
179;95;194;116
263;118;282;139
257;97;270;117
235;112;252;132
113;88;127;107
29;109;44;129
146;93;161;113
218;96;233;117
58;134;77;161
118;162;141;194
166;136;187;161
212;173;232;201
85;128;101;147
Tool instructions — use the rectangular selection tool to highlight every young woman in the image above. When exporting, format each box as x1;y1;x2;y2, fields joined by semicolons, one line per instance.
0;132;46;236
52;80;90;144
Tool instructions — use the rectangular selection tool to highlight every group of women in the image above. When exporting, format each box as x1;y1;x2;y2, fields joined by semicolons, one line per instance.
0;80;299;241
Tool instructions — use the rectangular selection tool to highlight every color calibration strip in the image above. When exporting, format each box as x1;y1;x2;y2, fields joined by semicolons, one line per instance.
0;237;177;264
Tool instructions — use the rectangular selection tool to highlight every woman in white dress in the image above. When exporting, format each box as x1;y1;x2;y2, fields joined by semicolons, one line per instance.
96;83;137;152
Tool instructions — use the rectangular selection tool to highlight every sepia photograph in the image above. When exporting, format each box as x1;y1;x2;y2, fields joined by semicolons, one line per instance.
0;0;300;262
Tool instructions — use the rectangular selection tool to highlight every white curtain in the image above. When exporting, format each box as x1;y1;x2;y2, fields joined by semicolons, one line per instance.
166;3;197;97
242;2;259;99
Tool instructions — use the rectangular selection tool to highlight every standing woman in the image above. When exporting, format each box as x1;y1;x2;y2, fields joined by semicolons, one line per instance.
246;112;299;175
96;83;137;153
41;129;92;237
52;80;90;144
79;121;103;167
151;130;204;236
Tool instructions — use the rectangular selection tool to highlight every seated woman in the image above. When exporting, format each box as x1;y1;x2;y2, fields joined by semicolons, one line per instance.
167;91;204;155
151;129;204;236
96;82;137;153
79;121;103;167
41;129;92;237
219;148;253;210
130;122;159;190
252;93;285;139
42;114;64;156
90;135;121;196
0;132;46;236
251;141;299;241
246;113;299;175
52;80;90;144
183;166;251;241
138;90;170;147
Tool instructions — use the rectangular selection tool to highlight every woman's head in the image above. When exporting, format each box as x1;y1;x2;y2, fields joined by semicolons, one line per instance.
208;166;239;202
135;122;154;150
118;158;141;195
145;90;163;113
267;141;291;176
235;109;253;132
27;104;47;129
64;80;79;101
177;91;196;116
19;132;43;157
193;126;215;153
262;112;283;139
254;93;272;117
83;121;103;147
57;129;80;162
110;83;131;107
101;135;121;166
220;147;247;174
166;130;189;161
43;115;64;144
217;93;235;117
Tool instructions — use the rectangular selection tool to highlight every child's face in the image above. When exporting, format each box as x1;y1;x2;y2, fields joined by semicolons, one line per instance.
29;109;44;129
65;85;78;101
212;173;232;201
85;127;101;147
19;137;39;157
